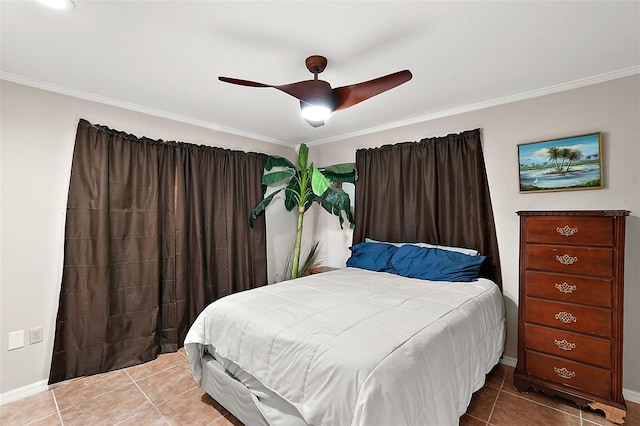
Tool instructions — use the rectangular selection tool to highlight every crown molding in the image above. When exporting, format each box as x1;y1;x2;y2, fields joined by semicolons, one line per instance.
3;65;638;148
0;72;293;148
307;65;640;146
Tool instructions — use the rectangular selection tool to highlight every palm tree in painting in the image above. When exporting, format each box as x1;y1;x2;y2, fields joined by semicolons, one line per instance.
547;147;584;173
547;147;561;172
558;147;571;172
565;149;583;171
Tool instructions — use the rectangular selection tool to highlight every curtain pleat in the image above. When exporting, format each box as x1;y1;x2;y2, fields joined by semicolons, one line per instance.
353;129;502;287
49;119;266;384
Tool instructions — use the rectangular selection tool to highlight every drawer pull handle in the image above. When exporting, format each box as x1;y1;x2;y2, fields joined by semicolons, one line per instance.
554;339;576;351
556;225;579;237
556;254;578;265
555;282;577;294
554;367;576;379
555;311;577;323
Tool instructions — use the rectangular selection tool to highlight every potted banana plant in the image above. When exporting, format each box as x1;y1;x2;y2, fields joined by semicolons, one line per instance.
250;144;357;279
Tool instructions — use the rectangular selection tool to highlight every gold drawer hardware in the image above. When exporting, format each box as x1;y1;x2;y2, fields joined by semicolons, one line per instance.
555;311;577;324
554;366;576;379
556;225;579;237
555;282;577;294
554;339;576;351
556;254;578;265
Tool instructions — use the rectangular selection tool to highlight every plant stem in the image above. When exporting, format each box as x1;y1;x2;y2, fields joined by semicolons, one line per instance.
292;204;304;279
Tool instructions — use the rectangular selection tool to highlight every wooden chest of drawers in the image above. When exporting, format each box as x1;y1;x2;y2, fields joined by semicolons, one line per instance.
514;210;629;424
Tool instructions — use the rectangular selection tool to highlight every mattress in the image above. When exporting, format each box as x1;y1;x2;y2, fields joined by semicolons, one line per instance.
186;267;506;426
200;352;270;426
200;349;309;425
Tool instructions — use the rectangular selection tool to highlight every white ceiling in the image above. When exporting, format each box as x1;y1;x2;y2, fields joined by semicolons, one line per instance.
2;1;639;147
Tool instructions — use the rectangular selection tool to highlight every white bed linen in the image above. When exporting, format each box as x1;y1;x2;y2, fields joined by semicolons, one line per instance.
185;268;505;426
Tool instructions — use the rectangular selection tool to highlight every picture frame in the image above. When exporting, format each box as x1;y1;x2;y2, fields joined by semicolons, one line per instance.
517;132;603;193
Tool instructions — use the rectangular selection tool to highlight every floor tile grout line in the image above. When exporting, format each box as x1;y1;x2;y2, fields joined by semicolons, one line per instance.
130;361;198;407
495;372;611;426
132;352;228;425
120;368;172;426
127;357;189;383
152;382;200;407
43;356;188;425
55;378;135;414
178;348;189;361
18;391;62;426
501;384;584;416
112;405;171;426
485;373;505;424
465;413;489;423
205;412;231;426
51;390;65;426
125;367;156;405
501;389;583;420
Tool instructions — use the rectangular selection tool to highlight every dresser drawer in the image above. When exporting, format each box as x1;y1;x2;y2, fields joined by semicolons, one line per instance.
524;324;611;368
525;217;613;246
525;244;613;276
525;271;612;308
525;298;611;337
525;350;611;399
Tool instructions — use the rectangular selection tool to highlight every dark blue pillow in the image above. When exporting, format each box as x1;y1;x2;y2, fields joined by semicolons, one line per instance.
388;245;486;282
346;242;398;271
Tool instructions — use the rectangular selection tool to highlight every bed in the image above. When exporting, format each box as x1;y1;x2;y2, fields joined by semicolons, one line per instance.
185;245;506;426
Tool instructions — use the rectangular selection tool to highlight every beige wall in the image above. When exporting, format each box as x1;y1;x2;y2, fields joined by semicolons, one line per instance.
310;75;640;398
2;75;638;401
0;81;295;396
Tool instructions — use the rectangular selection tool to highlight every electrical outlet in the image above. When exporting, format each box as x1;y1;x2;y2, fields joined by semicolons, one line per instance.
8;330;24;350
29;327;43;344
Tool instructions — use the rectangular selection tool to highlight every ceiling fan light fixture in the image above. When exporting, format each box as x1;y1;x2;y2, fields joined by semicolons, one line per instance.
300;104;331;122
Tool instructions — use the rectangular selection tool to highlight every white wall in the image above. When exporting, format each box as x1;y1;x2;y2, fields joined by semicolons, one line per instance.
0;81;295;397
310;75;640;397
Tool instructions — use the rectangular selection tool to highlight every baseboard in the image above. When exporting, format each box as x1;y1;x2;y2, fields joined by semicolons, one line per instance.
499;355;517;368
623;388;640;404
0;380;50;406
500;356;639;404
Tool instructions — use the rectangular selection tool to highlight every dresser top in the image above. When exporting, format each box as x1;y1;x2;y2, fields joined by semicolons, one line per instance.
517;210;630;217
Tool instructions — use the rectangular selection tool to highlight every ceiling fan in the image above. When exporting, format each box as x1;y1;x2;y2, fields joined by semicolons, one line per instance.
218;55;412;127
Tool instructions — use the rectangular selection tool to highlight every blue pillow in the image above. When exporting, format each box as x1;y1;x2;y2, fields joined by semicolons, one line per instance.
388;245;486;282
346;242;398;271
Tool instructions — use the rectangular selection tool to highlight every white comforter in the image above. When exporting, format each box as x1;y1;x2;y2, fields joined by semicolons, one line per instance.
185;268;505;426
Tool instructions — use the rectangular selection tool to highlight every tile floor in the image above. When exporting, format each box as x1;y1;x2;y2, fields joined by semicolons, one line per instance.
1;350;638;425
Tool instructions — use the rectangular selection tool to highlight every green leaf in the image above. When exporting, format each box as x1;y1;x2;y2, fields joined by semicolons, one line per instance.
297;144;309;170
320;163;356;175
261;169;295;185
318;163;358;183
265;156;296;171
311;165;331;196
316;187;354;229
249;188;283;228
303;193;314;212
284;175;301;211
320;170;357;183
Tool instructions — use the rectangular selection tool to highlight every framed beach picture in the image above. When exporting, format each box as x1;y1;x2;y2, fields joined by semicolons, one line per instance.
518;132;603;193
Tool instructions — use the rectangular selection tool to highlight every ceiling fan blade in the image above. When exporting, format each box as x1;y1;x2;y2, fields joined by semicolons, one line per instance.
275;80;333;107
218;76;273;88
332;70;412;111
219;77;333;107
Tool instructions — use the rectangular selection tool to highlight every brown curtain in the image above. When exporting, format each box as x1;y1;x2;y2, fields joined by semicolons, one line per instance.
353;129;502;288
49;119;267;384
